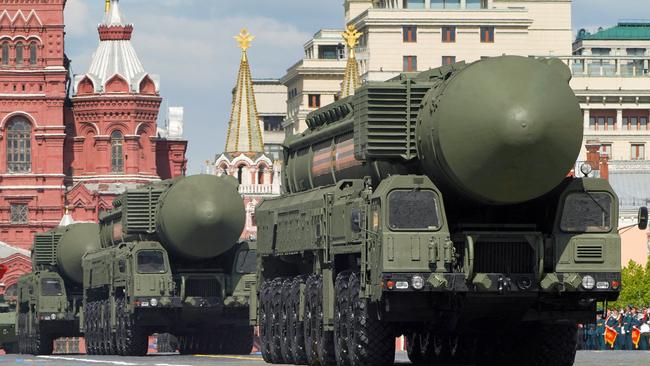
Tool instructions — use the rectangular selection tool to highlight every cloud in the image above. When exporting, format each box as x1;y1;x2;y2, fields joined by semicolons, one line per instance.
64;0;94;37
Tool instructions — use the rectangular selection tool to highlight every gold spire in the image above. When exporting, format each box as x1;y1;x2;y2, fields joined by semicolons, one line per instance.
341;25;363;98
224;29;264;154
234;29;255;52
105;0;110;13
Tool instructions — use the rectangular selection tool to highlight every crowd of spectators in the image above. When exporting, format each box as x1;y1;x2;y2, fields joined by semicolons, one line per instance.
578;306;650;350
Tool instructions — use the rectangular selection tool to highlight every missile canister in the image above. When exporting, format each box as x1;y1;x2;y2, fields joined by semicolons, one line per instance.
100;174;245;259
32;223;101;284
283;56;583;205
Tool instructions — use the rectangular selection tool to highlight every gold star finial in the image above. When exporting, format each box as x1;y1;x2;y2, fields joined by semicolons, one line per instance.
342;25;363;49
235;29;255;52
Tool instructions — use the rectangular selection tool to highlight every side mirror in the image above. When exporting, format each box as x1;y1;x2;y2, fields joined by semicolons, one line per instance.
638;207;648;230
351;210;362;233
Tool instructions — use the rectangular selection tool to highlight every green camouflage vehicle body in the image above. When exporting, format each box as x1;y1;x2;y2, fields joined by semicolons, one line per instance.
83;174;255;356
254;56;625;366
15;223;100;355
0;297;17;353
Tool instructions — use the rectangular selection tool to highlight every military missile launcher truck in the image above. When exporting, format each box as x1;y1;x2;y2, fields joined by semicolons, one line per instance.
0;265;17;354
254;56;639;366
16;223;101;355
83;174;256;356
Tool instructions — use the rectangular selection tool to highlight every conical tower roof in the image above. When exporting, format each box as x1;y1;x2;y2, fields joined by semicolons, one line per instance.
73;0;159;95
58;207;75;227
341;25;362;98
224;29;264;154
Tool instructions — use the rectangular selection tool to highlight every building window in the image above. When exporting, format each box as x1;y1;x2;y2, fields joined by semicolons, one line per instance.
442;56;456;65
404;0;425;8
308;94;321;108
318;45;341;60
403;26;417;43
258;166;266;185
442;26;456;43
631;144;645;160
111;131;124;173
467;0;488;9
263;116;284;132
15;42;23;65
624;112;649;131
1;43;8;65
10;204;28;224
6;117;31;173
29;43;37;65
431;0;461;8
589;110;616;131
403;56;417;72
600;144;612;159
480;27;495;43
237;165;244;184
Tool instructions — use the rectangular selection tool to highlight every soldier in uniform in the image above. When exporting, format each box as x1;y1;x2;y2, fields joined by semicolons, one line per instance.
596;313;606;350
586;322;597;350
625;307;641;350
605;309;621;350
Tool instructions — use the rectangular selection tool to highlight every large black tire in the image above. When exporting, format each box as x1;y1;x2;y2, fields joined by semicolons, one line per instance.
280;279;295;364
314;276;335;366
259;280;274;362
269;278;285;363
33;326;52;355
406;333;423;365
221;326;254;355
83;302;93;355
17;313;25;354
121;303;148;356
334;272;351;366
526;324;578;366
347;272;394;366
303;275;319;366
289;276;307;364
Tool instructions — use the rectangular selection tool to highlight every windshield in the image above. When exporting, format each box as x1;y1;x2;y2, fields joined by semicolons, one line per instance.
41;279;63;296
560;192;613;233
388;190;440;231
235;250;257;274
137;250;166;274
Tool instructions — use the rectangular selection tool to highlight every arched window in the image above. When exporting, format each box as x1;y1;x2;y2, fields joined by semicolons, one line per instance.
237;165;244;184
6;117;31;173
15;42;23;65
111;131;124;173
29;43;37;65
258;166;265;185
1;43;8;65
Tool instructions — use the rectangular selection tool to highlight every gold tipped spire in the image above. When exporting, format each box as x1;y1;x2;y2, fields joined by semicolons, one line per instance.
340;25;363;98
342;25;363;58
105;0;111;13
234;29;255;52
224;28;264;154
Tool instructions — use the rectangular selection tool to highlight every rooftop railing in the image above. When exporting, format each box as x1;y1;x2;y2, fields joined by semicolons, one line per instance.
557;56;650;77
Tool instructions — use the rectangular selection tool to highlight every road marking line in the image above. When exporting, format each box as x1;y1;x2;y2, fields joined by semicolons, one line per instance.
37;356;141;365
195;354;262;361
155;364;194;366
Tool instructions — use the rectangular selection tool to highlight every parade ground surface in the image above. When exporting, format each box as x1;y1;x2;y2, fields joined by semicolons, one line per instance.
0;351;648;366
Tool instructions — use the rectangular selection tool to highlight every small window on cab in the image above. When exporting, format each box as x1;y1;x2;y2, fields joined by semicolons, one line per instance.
560;192;613;233
41;278;63;296
388;190;440;231
137;250;166;274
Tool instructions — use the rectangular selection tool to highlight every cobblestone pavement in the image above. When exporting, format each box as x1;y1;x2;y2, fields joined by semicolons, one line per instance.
0;351;648;366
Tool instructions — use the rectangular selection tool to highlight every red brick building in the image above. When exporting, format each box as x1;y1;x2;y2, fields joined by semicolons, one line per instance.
0;0;187;291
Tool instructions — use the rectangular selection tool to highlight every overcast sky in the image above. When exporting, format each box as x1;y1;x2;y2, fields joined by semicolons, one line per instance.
63;0;647;174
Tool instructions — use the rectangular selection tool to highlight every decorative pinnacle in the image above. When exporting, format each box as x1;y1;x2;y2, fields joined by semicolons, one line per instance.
342;25;363;49
235;29;255;52
105;0;110;13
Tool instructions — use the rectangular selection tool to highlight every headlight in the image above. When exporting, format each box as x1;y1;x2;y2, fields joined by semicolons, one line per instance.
412;276;424;290
582;275;595;290
150;298;158;307
51;313;57;320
